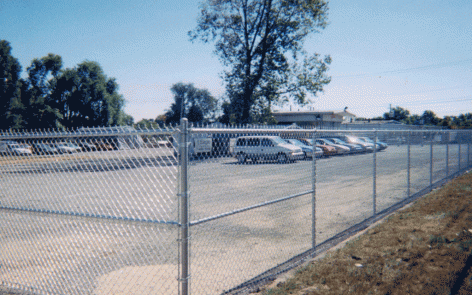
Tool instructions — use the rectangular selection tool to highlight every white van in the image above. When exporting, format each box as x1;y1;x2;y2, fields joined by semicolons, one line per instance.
0;141;33;156
173;133;213;158
231;135;304;164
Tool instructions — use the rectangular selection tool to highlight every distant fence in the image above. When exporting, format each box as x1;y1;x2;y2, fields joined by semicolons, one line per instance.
1;123;471;294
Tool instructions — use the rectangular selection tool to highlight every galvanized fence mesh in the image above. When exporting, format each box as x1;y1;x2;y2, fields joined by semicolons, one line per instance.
1;122;472;294
0;127;180;295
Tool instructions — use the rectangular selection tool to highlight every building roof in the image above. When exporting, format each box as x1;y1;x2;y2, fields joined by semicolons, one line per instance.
273;110;357;117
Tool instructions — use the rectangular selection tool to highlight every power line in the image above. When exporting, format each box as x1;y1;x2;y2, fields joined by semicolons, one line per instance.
353;95;472;108
389;85;472;97
400;96;472;106
333;58;472;79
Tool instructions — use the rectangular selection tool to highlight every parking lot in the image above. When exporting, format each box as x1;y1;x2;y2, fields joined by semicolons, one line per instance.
0;142;470;294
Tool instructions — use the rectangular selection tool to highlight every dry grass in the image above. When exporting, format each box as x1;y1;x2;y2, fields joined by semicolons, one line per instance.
255;171;472;295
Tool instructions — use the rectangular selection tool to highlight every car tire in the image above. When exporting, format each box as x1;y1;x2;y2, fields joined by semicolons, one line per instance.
237;153;246;164
277;153;287;164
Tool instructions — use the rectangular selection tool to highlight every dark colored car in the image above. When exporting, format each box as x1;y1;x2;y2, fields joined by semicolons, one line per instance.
76;141;98;152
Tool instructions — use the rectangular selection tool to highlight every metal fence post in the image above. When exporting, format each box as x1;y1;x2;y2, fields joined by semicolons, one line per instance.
407;131;411;198
312;129;317;250
468;135;470;168
179;118;190;295
373;130;377;216
446;131;449;177
430;131;433;188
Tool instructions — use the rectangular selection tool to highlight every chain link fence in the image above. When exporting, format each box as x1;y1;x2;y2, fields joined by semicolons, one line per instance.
1;122;471;294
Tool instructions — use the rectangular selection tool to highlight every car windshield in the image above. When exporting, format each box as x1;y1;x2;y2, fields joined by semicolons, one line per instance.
362;137;374;143
288;139;305;146
331;138;347;144
303;138;313;145
271;136;288;145
322;138;335;144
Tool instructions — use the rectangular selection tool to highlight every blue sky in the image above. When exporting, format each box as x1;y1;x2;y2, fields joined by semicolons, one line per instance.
1;0;471;121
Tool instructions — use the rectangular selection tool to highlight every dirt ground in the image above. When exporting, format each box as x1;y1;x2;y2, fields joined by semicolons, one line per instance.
254;171;472;295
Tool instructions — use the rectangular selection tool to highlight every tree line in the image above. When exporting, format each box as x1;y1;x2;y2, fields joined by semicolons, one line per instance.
359;106;472;129
3;1;333;130
1;40;132;131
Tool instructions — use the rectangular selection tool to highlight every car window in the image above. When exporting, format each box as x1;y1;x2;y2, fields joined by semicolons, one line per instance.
323;139;334;144
303;139;313;145
289;139;303;146
261;138;273;147
247;138;260;146
236;138;246;146
271;137;287;145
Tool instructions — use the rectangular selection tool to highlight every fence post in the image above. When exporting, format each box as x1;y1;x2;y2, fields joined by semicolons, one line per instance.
446;131;449;177
179;118;190;295
311;129;317;250
407;131;411;198
430;131;433;188
467;133;470;168
373;130;377;216
458;140;461;172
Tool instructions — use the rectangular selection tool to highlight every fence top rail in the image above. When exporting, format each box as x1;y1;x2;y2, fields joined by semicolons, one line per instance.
190;128;469;134
0;128;175;140
0;127;470;139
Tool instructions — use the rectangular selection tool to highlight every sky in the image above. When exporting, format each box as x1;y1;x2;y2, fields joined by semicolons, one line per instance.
1;0;471;122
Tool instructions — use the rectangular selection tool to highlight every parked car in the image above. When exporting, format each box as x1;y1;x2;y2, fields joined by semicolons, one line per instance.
358;137;388;150
316;138;351;155
0;142;33;156
33;143;59;155
55;142;82;154
332;135;374;152
94;140;115;151
328;138;365;153
285;139;322;159
76;140;98;152
231;135;304;164
300;138;337;157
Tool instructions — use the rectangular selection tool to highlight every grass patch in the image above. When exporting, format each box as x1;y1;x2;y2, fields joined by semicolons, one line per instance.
255;171;472;295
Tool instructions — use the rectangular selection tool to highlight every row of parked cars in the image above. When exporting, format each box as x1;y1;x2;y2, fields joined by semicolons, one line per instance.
0;140;114;156
229;134;388;164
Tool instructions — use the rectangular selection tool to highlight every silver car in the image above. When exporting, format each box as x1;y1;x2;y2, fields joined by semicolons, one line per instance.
232;136;304;164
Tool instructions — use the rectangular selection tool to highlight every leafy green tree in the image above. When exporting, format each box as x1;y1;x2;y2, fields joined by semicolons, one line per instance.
22;54;64;129
122;114;135;126
135;118;159;129
190;0;331;124
0;40;23;130
383;106;411;123
405;114;421;125
155;114;167;126
452;113;472;129
421;110;440;126
439;116;453;128
1;40;130;130
51;61;126;128
165;82;217;124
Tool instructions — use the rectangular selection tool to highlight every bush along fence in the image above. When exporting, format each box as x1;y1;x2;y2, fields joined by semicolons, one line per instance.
1;119;471;294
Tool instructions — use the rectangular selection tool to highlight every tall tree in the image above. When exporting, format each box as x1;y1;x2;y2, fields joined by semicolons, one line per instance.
421;110;440;126
383;106;411;122
0;40;23;129
165;82;217;124
190;0;331;124
51;61;126;128
23;53;64;129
